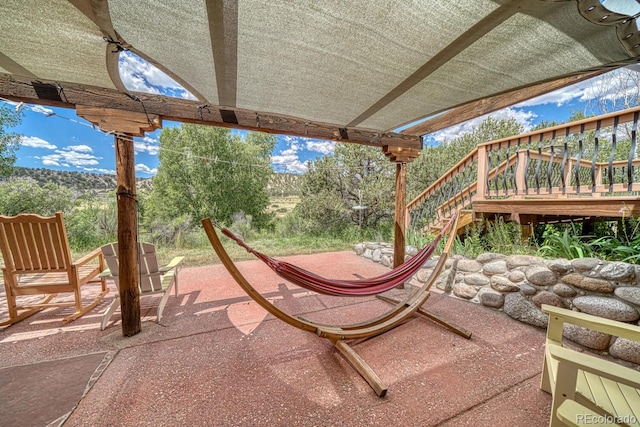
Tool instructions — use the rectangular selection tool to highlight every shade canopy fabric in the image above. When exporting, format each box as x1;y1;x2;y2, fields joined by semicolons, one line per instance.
1;0;639;142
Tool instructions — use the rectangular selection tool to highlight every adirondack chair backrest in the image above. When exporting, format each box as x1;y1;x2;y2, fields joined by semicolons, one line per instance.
100;242;164;293
0;212;73;274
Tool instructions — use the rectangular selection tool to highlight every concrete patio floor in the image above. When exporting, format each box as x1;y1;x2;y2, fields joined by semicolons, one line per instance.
0;250;551;426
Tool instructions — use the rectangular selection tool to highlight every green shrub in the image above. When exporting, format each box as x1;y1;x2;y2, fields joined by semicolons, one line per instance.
538;224;594;259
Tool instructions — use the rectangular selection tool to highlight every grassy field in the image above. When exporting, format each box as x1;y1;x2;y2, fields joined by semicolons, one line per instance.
266;196;300;218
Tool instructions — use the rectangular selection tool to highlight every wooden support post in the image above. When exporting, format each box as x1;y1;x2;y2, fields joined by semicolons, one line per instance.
115;133;141;336
383;146;421;289
394;162;407;269
76;106;161;337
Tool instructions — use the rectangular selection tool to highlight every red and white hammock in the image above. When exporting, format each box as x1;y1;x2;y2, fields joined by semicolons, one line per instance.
214;214;457;296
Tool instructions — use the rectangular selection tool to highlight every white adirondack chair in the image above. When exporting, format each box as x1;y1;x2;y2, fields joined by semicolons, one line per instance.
99;242;184;330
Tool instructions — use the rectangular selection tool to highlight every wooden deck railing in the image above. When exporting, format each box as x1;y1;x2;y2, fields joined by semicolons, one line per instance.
407;106;640;232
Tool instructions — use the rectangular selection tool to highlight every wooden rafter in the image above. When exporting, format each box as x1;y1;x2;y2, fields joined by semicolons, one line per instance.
0;73;421;149
401;70;607;136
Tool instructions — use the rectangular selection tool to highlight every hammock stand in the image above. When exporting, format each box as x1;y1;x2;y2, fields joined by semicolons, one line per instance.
201;213;470;396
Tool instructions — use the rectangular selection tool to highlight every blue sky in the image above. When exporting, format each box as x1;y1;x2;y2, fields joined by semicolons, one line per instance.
0;51;636;177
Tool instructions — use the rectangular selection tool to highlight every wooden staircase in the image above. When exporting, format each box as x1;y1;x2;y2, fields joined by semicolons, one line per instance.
407;107;640;235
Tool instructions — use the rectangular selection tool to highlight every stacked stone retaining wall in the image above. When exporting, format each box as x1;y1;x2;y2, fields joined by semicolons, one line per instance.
355;242;640;368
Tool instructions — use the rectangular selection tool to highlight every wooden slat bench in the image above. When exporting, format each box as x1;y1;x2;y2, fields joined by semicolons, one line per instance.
541;305;640;427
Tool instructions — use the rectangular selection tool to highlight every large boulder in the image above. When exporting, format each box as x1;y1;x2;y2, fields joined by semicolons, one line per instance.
573;296;640;322
503;293;548;328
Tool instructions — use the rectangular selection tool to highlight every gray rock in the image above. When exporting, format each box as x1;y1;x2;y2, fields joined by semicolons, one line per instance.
478;288;505;308
563;324;611;351
406;246;419;256
614;287;640;307
365;243;379;250
354;243;365;255
506;254;544;269
491;275;520;292
457;259;482;273
381;255;392;268
547;260;572;274
464;273;490;287
561;274;614;293
520;283;537;296
571;257;601;271
372;249;382;262
435;269;454;292
476;253;506;263
422;258;438;269
532;291;566;308
452;282;478;299
381;248;394;256
416;268;435;283
526;265;557;286
600;262;635;282
503;293;548;328
610;338;640;364
553;283;577;298
573;296;640;322
507;270;526;283
445;258;455;269
482;260;508;276
363;249;373;259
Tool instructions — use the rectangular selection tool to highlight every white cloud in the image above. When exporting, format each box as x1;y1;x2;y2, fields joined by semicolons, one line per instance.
84;167;116;175
272;153;308;173
306;140;335;155
41;145;101;169
66;144;93;153
135;163;157;175
133;136;160;155
430;107;537;144
119;51;195;99
516;84;587;107
20;136;56;150
29;105;55;116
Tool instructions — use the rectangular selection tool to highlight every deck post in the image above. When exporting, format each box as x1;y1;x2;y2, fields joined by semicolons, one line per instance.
76;106;161;336
475;145;488;201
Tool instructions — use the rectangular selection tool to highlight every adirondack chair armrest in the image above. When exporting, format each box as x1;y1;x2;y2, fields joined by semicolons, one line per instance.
73;247;104;267
159;256;185;273
542;304;640;343
548;345;640;390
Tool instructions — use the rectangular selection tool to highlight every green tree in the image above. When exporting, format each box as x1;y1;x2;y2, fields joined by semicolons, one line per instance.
0;104;23;176
145;125;275;228
407;116;524;198
0;177;73;216
296;143;395;231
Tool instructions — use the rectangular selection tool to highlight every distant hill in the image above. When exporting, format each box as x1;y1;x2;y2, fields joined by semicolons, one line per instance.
2;167;301;197
2;167;152;193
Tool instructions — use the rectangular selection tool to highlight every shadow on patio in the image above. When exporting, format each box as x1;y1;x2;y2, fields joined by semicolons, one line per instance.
0;250;551;427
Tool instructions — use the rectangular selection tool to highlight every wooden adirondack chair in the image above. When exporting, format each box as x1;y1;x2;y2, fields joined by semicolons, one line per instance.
0;212;108;326
99;242;184;330
541;305;640;427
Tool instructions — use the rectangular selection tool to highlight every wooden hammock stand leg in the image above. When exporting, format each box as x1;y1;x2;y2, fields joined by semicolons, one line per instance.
201;217;470;397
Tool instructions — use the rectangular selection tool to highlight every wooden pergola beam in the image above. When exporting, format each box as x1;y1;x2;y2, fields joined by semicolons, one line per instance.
0;73;421;149
401;70;607;137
